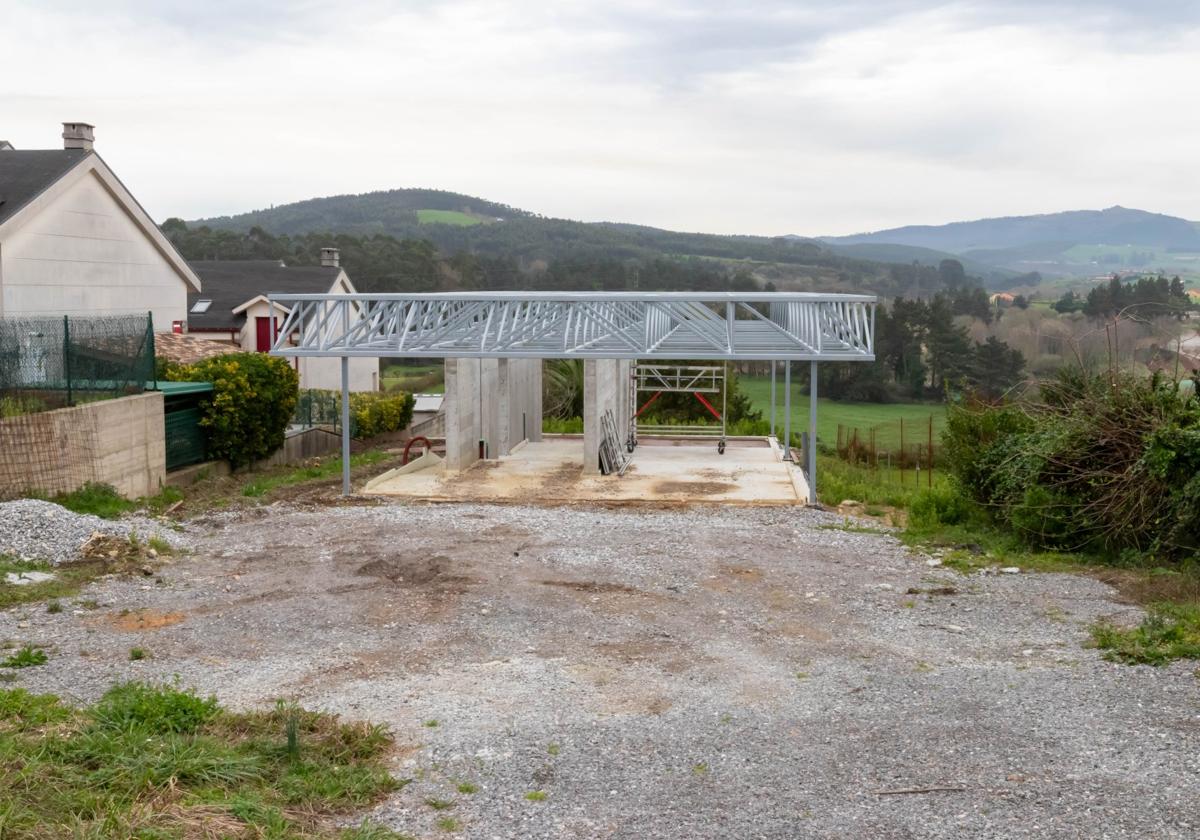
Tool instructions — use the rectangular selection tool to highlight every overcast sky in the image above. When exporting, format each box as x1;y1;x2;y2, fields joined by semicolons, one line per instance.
3;1;1198;236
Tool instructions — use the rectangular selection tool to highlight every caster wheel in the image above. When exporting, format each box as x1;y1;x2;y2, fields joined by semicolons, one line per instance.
717;440;726;454
627;443;635;453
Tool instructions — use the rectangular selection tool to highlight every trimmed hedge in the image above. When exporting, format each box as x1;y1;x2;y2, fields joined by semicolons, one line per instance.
349;391;415;438
167;353;299;468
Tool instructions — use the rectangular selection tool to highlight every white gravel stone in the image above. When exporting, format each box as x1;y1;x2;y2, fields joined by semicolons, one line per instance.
0;499;185;565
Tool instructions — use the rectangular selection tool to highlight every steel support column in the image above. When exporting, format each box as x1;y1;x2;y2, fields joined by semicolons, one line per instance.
770;361;776;437
808;360;818;502
783;361;792;462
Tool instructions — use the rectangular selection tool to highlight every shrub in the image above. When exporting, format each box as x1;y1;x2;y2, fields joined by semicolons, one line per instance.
908;487;971;530
943;370;1200;560
349;391;415;439
168;353;299;468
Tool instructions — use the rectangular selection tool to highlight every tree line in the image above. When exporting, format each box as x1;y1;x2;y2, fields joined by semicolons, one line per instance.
1053;274;1194;318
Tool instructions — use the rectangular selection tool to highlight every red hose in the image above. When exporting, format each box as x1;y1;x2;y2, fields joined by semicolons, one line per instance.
402;436;431;465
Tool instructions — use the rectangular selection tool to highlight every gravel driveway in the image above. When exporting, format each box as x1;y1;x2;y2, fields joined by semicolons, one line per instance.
4;500;1197;839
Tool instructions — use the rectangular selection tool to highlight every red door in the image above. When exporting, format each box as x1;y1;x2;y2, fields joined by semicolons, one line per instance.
255;317;276;352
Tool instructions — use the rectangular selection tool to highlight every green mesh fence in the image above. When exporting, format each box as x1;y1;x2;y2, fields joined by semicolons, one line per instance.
0;313;155;417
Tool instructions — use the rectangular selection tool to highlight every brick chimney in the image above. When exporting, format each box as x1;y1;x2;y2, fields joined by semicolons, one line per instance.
320;247;340;268
62;122;95;151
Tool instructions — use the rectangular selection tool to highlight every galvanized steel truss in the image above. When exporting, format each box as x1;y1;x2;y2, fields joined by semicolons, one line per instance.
266;292;876;361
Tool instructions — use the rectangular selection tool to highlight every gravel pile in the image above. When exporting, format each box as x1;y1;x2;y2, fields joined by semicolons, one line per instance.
0;499;186;565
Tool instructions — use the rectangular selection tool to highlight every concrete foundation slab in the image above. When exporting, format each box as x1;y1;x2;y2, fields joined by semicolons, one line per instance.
365;436;804;505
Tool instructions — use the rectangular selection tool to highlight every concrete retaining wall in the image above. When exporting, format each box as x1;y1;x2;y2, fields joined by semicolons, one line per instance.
0;392;166;498
443;358;543;471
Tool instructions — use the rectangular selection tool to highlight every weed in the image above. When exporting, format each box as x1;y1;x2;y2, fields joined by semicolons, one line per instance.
0;682;401;837
524;790;548;801
1;645;47;668
128;647;147;661
147;536;173;555
45;600;62;614
456;781;478;794
423;719;439;728
49;482;134;519
1091;603;1200;665
795;671;810;680
902;600;916;609
816;520;891;535
547;742;560;756
341;822;415;840
691;763;708;776
78;599;99;610
435;816;461;831
425;798;454;811
914;661;935;673
241;450;391;498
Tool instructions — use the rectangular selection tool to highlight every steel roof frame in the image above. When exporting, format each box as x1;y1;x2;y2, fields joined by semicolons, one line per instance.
266;292;876;361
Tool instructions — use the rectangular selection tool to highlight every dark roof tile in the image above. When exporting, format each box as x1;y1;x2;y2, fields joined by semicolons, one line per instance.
0;149;88;226
187;260;342;330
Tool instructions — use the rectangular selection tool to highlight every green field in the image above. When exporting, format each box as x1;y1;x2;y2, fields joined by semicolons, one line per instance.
741;375;946;449
381;362;444;393
416;209;484;226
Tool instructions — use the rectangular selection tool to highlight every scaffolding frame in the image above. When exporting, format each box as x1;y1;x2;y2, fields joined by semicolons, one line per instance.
629;364;728;453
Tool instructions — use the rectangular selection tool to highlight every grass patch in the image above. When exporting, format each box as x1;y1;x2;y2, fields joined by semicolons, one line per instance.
816;455;951;509
434;815;461;831
523;790;547;801
0;557;103;610
1091;604;1200;665
129;647;148;661
241;450;391;498
416;209;483;227
1;645;47;668
542;416;583;434
425;797;454;810
816;520;891;535
45;482;184;520
455;781;478;794
740;379;947;450
0;682;403;838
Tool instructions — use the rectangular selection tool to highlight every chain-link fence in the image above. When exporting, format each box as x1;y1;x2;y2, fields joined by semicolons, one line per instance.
0;313;155;417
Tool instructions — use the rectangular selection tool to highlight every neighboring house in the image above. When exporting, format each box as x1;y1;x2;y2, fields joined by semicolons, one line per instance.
185;250;379;391
0;123;200;330
989;292;1016;305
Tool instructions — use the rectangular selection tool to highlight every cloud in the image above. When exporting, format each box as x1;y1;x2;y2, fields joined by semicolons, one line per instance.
2;0;1198;235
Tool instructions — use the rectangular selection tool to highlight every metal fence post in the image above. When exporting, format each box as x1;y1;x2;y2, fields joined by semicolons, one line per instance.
63;315;73;407
148;312;157;391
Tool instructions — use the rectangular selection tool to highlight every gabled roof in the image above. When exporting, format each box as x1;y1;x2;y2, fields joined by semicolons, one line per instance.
0;148;201;293
187;260;344;330
0;149;88;226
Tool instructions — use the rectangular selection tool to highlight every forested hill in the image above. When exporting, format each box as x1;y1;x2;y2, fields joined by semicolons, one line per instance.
192;187;842;266
824;206;1200;253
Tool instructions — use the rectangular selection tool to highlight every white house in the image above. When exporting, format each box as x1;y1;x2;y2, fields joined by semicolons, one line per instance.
185;249;379;392
0;123;200;329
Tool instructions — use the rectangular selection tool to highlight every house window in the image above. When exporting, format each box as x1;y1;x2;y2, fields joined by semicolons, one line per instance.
190;299;212;314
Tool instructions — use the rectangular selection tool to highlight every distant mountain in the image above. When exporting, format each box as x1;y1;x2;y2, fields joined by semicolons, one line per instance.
820;206;1200;278
824;206;1200;252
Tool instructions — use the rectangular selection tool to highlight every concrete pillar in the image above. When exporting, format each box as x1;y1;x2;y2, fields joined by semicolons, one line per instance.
583;359;625;475
444;357;481;471
445;357;545;467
